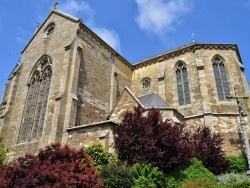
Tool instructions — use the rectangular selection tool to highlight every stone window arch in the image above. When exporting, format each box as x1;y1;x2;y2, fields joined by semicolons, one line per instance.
175;61;191;106
18;56;52;142
212;55;230;100
44;22;55;38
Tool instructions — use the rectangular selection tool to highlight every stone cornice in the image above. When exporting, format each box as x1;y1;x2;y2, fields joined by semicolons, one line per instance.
67;120;117;131
78;23;133;70
132;43;242;69
184;112;247;120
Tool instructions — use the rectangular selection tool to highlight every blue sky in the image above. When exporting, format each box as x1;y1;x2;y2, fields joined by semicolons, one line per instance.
0;0;250;100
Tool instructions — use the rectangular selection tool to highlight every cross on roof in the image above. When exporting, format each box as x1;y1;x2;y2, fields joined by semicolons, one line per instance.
191;33;195;43
53;1;58;10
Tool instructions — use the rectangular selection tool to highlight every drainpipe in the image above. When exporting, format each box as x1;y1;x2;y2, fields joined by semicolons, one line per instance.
108;51;114;118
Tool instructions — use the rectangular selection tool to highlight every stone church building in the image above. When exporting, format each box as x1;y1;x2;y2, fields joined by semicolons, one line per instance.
0;9;250;159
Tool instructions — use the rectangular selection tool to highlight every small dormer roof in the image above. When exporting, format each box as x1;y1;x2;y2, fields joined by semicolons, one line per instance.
137;93;169;108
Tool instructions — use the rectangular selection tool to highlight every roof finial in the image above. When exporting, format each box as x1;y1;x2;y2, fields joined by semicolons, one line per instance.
53;1;58;10
36;22;41;29
191;32;195;43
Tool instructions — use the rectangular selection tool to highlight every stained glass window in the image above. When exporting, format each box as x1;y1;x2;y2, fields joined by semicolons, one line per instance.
213;56;230;100
176;61;191;106
18;57;52;143
141;78;151;90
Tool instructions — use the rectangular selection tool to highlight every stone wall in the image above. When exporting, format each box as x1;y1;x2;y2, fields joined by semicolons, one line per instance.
0;11;80;157
131;44;250;155
67;121;116;152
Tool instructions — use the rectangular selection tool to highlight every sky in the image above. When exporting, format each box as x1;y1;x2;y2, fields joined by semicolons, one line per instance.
0;0;250;100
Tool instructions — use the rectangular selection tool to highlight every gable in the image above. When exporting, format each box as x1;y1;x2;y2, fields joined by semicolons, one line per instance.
22;10;80;55
110;87;142;121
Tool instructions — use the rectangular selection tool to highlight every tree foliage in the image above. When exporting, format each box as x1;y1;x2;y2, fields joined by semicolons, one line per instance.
100;155;133;188
0;143;103;188
115;105;228;175
0;136;11;165
115;105;193;172
226;155;248;174
193;126;228;174
166;158;215;188
86;143;111;170
131;163;167;188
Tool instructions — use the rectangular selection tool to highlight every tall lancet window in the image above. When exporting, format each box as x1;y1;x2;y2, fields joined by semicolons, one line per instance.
19;57;52;143
212;56;230;100
176;61;191;106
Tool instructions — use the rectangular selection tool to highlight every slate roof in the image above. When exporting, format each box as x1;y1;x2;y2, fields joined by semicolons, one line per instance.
137;93;169;108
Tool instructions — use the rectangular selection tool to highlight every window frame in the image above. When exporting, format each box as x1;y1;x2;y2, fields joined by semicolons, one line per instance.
212;55;230;100
141;77;151;90
18;56;52;143
175;61;191;106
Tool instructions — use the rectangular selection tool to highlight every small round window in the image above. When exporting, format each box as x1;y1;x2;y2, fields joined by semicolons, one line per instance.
141;78;151;90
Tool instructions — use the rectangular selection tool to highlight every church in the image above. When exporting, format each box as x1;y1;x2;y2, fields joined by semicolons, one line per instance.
0;8;249;159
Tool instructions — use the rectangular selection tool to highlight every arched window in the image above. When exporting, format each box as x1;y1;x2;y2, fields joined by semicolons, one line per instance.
19;57;52;142
212;56;230;100
176;61;191;106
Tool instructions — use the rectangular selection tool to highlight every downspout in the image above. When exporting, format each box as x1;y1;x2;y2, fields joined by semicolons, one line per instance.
108;51;114;117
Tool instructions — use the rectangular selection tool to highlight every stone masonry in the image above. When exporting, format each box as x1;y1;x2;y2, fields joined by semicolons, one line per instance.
0;9;249;159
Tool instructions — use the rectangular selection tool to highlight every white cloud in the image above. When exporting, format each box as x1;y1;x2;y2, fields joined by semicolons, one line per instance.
59;0;121;52
135;0;192;35
92;27;121;53
59;0;94;18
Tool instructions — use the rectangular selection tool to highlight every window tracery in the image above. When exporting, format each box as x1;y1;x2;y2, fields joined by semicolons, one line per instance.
212;56;230;100
19;56;52;143
176;61;191;106
141;78;151;90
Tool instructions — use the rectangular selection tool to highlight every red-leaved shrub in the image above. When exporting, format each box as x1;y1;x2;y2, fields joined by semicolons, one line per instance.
115;105;193;173
193;126;228;174
0;143;103;188
115;106;228;175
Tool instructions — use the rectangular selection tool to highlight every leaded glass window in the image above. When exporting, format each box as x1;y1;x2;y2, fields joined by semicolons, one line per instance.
176;62;191;106
141;78;151;90
212;56;230;100
18;57;52;143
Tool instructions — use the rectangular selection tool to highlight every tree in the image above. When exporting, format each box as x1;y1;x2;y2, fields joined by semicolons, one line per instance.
193;126;228;175
101;155;133;188
115;105;193;173
0;143;103;188
0;136;11;165
131;163;167;188
86;143;111;170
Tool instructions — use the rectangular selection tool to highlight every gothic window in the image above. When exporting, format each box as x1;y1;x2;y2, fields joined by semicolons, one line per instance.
212;56;230;100
176;61;191;106
19;57;52;143
44;22;55;38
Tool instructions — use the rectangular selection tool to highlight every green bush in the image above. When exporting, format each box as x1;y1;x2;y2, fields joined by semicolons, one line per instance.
131;163;167;188
226;181;250;188
217;181;250;188
217;173;250;185
167;158;215;188
0;136;11;165
85;143;111;170
177;178;217;188
226;155;248;173
101;157;133;188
